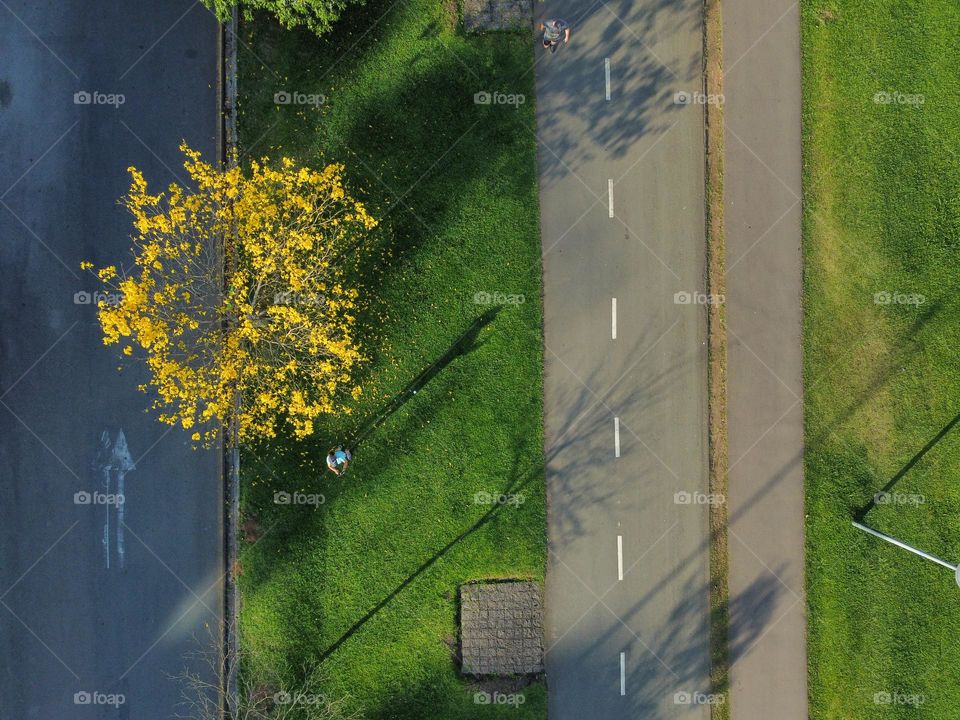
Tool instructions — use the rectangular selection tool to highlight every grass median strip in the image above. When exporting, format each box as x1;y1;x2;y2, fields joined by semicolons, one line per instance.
235;2;546;717
802;0;960;715
703;0;729;717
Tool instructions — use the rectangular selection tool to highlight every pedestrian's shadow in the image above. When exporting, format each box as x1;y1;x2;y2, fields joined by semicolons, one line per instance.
344;306;502;450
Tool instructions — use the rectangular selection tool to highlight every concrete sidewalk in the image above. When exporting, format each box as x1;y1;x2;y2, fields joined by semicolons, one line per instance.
723;1;807;718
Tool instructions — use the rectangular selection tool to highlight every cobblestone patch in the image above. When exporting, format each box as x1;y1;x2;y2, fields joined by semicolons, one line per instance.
459;581;544;676
463;0;532;32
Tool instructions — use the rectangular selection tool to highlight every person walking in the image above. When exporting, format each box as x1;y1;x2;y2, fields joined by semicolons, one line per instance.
539;18;571;53
326;446;352;476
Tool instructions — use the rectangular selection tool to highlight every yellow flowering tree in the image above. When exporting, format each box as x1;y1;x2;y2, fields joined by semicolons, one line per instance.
85;144;376;444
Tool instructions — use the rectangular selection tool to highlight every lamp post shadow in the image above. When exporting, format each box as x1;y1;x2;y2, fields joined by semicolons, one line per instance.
854;410;960;522
342;306;502;452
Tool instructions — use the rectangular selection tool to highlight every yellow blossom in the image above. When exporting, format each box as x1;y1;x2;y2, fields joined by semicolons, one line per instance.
87;144;375;444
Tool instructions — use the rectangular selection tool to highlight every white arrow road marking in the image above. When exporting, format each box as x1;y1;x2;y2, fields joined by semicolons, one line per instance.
95;429;136;570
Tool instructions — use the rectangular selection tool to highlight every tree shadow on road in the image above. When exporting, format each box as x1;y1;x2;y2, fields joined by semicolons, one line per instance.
543;317;697;546
546;567;783;717
533;0;702;186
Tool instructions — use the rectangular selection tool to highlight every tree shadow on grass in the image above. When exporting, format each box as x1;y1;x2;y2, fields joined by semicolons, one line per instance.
726;300;944;531
237;304;545;668
240;387;547;704
312;426;542;666
240;6;545;435
236;366;456;669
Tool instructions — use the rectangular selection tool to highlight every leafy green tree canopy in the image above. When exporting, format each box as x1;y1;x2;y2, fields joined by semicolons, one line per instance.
205;0;366;35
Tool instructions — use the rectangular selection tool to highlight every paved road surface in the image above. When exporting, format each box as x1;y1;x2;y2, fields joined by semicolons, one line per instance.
536;0;711;717
0;2;222;717
723;1;807;718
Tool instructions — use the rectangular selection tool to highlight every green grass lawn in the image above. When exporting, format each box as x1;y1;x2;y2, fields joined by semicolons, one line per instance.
235;2;546;718
802;0;960;716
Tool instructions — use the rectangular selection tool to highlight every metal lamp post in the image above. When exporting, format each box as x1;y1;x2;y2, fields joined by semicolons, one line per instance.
852;520;960;587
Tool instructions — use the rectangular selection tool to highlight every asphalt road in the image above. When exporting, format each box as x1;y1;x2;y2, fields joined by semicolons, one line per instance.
723;1;807;718
535;0;711;717
0;2;222;718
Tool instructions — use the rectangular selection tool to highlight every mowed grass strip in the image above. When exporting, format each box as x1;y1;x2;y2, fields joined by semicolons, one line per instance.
236;2;546;718
802;0;960;716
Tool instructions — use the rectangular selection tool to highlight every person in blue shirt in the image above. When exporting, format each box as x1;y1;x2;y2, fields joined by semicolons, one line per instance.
539;18;571;53
326;446;352;476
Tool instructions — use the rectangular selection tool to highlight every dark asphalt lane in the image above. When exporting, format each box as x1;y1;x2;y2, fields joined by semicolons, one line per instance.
0;2;222;718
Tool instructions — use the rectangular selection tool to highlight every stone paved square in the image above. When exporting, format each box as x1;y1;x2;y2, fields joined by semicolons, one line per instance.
459;581;544;675
463;0;532;33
